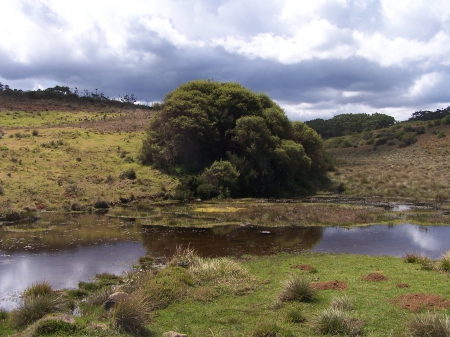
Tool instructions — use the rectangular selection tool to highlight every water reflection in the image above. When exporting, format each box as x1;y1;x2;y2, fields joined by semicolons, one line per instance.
141;225;323;257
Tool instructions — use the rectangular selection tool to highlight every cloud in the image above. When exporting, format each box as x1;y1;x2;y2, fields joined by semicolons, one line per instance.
1;0;450;121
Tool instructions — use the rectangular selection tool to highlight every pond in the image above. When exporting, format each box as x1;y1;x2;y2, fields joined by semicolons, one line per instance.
1;213;450;310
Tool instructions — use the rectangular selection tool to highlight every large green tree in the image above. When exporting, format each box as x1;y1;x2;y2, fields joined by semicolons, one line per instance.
140;80;329;198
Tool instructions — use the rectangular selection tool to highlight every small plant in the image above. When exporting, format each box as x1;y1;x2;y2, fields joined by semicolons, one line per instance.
0;308;8;320
278;274;316;302
32;129;39;136
0;184;4;196
437;131;446;139
111;292;150;334
85;286;114;306
315;308;364;336
23;281;53;297
250;322;293;337
168;245;200;268
407;312;450;337
119;168;136;180
438;250;450;272
330;296;355;311
34;319;77;335
286;307;306;323
93;198;110;209
10;293;69;327
404;253;426;264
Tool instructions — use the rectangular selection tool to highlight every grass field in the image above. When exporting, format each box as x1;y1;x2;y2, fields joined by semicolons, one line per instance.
2;251;450;336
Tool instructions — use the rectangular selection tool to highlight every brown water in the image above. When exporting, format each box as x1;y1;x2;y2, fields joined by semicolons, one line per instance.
1;213;450;310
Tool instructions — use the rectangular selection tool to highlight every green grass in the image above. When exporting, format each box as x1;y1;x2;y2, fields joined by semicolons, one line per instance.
3;252;450;337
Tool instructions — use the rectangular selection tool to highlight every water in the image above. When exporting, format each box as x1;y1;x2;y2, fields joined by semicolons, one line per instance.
1;213;450;310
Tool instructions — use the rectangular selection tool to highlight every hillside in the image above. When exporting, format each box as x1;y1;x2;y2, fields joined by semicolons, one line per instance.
0;95;176;215
327;120;450;202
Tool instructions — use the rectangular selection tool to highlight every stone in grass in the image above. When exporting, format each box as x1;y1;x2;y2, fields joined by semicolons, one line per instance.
103;292;130;310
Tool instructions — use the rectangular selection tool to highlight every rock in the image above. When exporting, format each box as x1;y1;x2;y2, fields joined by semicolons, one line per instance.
103;291;129;310
163;331;187;337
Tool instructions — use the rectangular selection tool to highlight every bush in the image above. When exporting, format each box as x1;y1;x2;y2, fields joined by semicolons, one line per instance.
285;308;306;323
278;274;316;302
0;308;8;320
407;312;450;337
34;319;77;335
93;198;110;209
168;245;201;269
32;129;39;136
437;131;446;139
315;308;364;336
119;169;136;180
0;184;4;196
442;115;450;125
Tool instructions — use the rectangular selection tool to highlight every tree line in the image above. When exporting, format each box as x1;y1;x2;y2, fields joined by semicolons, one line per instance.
305;113;396;139
0;83;141;106
408;106;450;122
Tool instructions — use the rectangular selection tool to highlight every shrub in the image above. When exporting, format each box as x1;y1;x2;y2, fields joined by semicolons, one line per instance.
10;293;69;327
85;286;114;306
375;137;388;146
32;129;39;136
437;131;446;139
442;115;450;125
0;308;8;320
34;319;77;335
315;308;364;336
438;250;450;272
404;253;428;264
93;198;110;209
407;312;450;337
0;184;4;196
111;292;150;334
278;274;316;302
119;168;136;180
70;201;82;211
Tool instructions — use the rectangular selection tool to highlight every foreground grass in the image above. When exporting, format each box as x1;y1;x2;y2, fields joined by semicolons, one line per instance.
3;252;450;336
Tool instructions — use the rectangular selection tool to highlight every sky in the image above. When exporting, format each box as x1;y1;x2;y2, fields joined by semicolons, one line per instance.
1;0;450;121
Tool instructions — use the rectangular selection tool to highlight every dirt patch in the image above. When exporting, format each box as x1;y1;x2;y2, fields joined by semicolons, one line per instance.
311;280;347;291
397;283;410;288
291;264;314;271
361;273;388;281
392;293;450;311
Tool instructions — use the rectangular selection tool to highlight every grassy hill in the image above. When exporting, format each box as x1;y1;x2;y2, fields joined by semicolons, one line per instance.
326;120;450;202
0;96;176;215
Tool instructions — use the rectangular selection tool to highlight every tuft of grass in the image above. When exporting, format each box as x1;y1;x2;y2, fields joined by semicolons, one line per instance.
285;307;306;323
407;312;450;337
23;281;53;297
111;292;150;335
278;274;317;303
315;308;364;336
85;286;114;306
168;245;201;268
330;296;355;312
34;318;78;335
404;253;426;264
10;293;69;327
250;322;294;337
438;250;450;272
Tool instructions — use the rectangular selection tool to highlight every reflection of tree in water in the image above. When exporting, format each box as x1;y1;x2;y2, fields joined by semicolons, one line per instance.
140;225;323;258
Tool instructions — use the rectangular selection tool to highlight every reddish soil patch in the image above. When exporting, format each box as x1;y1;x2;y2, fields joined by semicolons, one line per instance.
311;280;347;291
290;264;314;271
361;273;388;281
397;283;410;288
392;293;450;311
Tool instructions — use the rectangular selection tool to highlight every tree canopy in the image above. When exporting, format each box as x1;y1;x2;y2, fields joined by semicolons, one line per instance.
140;80;330;199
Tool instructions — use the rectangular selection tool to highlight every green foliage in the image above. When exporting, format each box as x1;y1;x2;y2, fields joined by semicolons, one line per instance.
315;308;364;336
306;113;396;139
119;168;136;180
141;80;329;198
23;281;53;297
250;322;294;337
111;293;150;335
34;319;78;335
437;131;446;139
